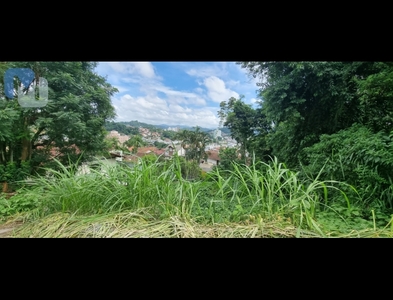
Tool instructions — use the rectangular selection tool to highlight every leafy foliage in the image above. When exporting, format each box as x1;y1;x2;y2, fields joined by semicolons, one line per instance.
0;61;118;181
218;96;258;163
355;62;393;133
214;147;241;173
237;61;378;167
0;192;40;218
301;124;393;211
175;126;210;163
125;135;146;153
104;121;140;136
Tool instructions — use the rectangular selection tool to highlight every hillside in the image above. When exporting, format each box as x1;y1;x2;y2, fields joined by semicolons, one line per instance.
105;121;230;136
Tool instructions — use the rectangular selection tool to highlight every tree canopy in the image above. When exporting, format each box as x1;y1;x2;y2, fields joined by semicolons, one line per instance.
175;126;210;162
210;61;393;210
0;61;117;183
236;61;393;167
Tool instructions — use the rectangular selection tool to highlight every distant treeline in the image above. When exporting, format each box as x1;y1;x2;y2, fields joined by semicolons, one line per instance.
105;120;231;137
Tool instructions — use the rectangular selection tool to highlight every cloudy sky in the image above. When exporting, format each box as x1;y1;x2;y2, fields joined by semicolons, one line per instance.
94;62;260;129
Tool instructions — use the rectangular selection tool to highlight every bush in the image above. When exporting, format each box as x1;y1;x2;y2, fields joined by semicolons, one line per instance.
179;157;201;180
0;161;31;191
301;124;393;211
0;192;40;218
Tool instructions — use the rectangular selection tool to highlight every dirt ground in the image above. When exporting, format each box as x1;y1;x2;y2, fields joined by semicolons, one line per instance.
199;162;215;172
0;221;23;238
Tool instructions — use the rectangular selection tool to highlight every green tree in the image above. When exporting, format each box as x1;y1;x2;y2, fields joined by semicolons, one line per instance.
301;124;393;211
104;121;140;136
193;126;210;163
355;62;393;133
0;61;117;183
218;96;267;163
175;126;210;162
216;147;241;172
125;135;146;153
238;61;377;167
104;136;120;150
154;141;167;149
162;130;177;140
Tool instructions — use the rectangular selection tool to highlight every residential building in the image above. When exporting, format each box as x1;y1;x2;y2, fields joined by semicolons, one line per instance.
207;150;220;165
107;130;130;144
213;129;222;139
175;144;186;156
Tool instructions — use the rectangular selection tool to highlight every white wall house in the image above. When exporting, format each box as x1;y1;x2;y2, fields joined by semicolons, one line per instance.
176;145;186;156
213;129;222;139
164;145;186;157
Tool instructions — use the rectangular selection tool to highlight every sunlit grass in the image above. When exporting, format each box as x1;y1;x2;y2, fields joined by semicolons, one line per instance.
1;155;391;237
3;209;393;238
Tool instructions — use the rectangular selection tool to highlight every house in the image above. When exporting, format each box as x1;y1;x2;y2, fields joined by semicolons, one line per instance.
136;147;165;157
175;144;186;156
164;145;176;158
213;129;222;139
106;130;130;144
36;143;81;161
207;150;220;165
123;154;141;163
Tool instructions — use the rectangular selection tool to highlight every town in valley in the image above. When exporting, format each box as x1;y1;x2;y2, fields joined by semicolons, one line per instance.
105;121;237;172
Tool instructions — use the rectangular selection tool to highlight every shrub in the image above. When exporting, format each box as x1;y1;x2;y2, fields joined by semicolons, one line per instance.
301;124;393;211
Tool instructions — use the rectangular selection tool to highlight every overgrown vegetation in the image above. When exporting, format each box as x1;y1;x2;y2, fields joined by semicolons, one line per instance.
219;62;393;221
2;156;393;237
2;61;393;238
0;61;117;191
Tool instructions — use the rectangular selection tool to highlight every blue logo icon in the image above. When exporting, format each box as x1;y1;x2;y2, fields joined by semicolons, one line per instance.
4;68;48;107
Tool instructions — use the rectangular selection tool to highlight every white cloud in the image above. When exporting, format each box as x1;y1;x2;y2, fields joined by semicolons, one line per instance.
133;62;156;78
112;94;219;128
107;62;158;79
203;76;239;103
234;63;262;87
95;62;259;128
226;80;240;88
113;85;130;94
153;85;206;106
194;87;204;93
154;85;196;98
186;66;225;78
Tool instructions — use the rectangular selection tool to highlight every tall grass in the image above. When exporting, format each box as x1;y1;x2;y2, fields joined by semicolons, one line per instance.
198;156;356;236
13;156;201;219
4;155;386;237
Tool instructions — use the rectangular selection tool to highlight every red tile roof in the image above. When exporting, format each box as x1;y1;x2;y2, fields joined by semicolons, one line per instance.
36;143;81;158
134;147;166;157
207;150;220;161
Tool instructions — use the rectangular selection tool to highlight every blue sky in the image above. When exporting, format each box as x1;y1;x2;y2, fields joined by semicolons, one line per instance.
94;62;260;129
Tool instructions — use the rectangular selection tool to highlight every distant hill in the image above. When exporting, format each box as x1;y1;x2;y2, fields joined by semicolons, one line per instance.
118;120;161;130
105;120;231;136
156;124;214;132
104;120;158;135
219;127;231;135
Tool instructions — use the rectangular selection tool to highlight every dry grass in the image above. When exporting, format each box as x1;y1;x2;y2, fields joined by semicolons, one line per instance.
3;209;323;238
2;209;392;238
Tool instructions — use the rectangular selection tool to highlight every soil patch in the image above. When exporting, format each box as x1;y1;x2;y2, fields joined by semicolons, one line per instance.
0;221;23;238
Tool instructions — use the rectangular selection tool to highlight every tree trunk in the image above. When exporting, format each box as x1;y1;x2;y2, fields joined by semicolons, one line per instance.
1;142;5;163
21;138;30;161
243;138;247;164
29;139;33;160
10;142;13;163
0;144;4;164
2;181;8;193
20;116;30;162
